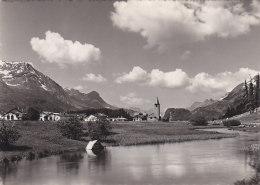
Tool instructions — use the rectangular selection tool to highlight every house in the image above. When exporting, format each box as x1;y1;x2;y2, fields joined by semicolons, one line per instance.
39;112;61;121
133;112;147;121
4;108;24;121
147;113;158;122
84;115;98;122
109;117;128;122
39;111;52;121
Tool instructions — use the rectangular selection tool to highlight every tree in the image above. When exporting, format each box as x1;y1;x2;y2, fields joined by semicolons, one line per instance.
87;119;111;140
244;80;249;102
22;107;40;121
189;116;208;126
255;74;260;108
0;122;20;150
249;79;255;113
57;117;83;140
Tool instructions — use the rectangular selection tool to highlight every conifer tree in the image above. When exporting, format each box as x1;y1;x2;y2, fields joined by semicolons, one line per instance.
244;80;248;101
255;74;260;108
249;79;255;113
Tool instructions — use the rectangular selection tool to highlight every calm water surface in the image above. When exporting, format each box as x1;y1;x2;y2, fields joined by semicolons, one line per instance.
2;128;260;185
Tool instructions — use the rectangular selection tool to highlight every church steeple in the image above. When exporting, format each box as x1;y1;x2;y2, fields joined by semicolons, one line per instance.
154;97;161;121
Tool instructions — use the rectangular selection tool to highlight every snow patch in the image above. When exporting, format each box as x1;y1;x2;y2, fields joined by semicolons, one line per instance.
6;82;20;86
41;84;48;91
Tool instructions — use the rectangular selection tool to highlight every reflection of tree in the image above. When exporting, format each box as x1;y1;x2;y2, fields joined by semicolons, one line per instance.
87;149;111;172
235;153;260;185
0;161;18;185
57;152;83;175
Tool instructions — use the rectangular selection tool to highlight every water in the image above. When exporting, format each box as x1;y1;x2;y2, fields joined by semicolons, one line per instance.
1;128;260;185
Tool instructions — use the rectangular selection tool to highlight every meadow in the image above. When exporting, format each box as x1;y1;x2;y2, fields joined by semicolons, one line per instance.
0;121;237;162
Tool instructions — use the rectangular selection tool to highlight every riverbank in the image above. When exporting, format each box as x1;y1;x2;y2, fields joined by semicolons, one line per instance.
0;121;237;162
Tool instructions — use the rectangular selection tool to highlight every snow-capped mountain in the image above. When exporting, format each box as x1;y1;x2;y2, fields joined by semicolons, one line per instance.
0;61;114;112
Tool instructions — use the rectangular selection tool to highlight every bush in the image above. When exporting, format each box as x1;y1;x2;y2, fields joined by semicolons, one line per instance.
0;123;20;149
87;119;111;140
190;116;208;126
57;118;83;140
22;107;40;121
223;119;241;127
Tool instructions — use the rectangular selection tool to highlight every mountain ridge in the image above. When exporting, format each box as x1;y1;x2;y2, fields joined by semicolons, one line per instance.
0;61;114;112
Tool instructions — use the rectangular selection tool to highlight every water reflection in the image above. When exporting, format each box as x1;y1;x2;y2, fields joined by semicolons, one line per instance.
57;152;83;175
1;130;260;185
87;149;111;172
0;161;17;185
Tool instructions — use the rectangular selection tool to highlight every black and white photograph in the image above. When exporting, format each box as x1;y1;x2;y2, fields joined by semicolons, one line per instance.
1;0;260;184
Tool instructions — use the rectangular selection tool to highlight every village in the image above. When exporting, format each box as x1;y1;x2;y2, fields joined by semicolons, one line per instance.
1;97;162;123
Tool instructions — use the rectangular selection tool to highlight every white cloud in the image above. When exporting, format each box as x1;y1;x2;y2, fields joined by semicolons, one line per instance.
82;73;107;83
111;0;260;51
187;68;259;93
120;93;151;106
148;69;189;88
31;31;101;66
115;66;147;84
180;50;191;60
115;66;189;88
73;85;84;91
115;66;259;96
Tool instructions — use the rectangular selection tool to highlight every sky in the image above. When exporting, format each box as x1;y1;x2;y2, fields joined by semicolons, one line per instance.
1;0;260;112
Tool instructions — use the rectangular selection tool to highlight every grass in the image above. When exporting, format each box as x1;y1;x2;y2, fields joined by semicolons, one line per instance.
0;120;237;162
104;121;237;146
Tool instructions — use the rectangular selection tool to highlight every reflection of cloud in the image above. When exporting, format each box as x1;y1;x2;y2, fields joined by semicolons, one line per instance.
165;164;186;177
128;166;145;181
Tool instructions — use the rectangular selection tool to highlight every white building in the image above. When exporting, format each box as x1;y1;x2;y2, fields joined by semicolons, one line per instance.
84;115;98;122
4;108;23;121
39;112;61;121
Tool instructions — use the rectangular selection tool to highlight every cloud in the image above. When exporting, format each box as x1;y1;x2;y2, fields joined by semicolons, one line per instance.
187;68;259;93
120;93;151;106
82;73;107;83
115;66;189;88
115;66;147;84
73;85;84;91
115;66;259;96
111;0;260;51
31;31;101;66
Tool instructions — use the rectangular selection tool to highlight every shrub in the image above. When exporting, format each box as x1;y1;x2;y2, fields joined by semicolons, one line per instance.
57;118;83;140
22;107;40;121
0;123;20;149
223;119;241;127
190;116;208;126
87;119;111;140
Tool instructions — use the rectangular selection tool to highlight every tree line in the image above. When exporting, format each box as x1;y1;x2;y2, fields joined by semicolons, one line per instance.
244;74;260;113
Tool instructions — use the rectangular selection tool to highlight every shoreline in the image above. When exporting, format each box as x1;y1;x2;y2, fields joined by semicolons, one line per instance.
0;121;238;163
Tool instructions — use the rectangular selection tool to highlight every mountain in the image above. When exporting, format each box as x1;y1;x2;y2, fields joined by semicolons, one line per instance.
164;82;246;121
163;108;191;121
65;88;115;109
0;61;114;112
190;83;245;120
188;99;217;111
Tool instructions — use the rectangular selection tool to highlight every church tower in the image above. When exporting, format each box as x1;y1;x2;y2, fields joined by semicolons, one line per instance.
154;97;161;120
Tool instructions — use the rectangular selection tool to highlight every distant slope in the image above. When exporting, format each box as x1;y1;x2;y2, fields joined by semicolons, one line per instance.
190;83;245;120
163;108;191;121
164;82;246;121
65;88;116;109
0;61;114;112
188;99;217;111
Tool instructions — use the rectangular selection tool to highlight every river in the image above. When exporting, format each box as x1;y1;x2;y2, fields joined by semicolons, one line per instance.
1;128;260;185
